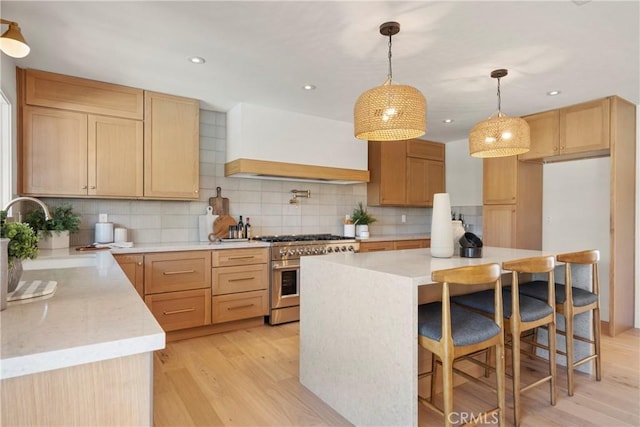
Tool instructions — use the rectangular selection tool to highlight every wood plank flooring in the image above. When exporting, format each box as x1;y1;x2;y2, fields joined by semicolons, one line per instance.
154;324;639;426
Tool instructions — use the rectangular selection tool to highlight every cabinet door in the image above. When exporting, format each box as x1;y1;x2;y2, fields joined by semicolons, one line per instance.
407;158;444;207
519;110;559;161
483;156;518;205
144;91;200;199
482;205;516;248
368;140;407;206
22;106;88;196
88;115;143;197
114;254;144;297
560;98;610;155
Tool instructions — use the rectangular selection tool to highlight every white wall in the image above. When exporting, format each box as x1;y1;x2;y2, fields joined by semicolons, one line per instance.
445;138;483;206
0;56;17;202
542;158;611;321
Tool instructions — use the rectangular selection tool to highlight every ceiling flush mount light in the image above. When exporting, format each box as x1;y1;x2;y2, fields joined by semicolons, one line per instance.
303;84;316;90
0;18;30;58
443;119;454;124
547;90;561;96
189;56;205;64
468;69;530;158
354;21;426;141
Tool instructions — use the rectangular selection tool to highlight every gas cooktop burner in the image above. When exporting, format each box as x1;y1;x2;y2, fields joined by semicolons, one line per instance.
254;233;352;243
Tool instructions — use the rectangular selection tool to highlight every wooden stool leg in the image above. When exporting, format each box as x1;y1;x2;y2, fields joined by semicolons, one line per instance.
512;330;522;426
594;307;602;381
442;355;454;427
496;340;506;427
429;353;437;403
485;347;492;377
565;312;575;396
549;320;557;406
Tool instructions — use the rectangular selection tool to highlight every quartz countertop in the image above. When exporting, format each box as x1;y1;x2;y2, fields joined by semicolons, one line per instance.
0;250;165;380
109;240;271;254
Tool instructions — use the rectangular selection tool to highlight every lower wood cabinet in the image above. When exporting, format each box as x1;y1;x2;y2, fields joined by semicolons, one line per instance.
359;238;430;253
113;254;144;297
145;288;212;332
212;290;268;324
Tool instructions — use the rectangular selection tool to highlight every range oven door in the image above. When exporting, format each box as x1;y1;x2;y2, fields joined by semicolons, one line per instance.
271;261;300;309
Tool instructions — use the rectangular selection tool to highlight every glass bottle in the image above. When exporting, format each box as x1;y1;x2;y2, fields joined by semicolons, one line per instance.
245;217;251;239
237;215;244;239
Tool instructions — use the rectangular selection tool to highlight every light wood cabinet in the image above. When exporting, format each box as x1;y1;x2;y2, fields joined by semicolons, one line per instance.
482;158;542;250
143;91;200;200
24;68;143;120
114;254;144;297
22;107;143;197
18;68;198;200
368;139;445;207
519;97;611;162
211;247;269;324
143;251;212;332
359;238;430;253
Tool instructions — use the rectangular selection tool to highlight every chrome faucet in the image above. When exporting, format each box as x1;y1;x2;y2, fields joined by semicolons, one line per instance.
2;196;52;220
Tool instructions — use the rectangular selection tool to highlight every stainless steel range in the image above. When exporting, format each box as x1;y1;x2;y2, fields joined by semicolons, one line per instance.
253;234;359;325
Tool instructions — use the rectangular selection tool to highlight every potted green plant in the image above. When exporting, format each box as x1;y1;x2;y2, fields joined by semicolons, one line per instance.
351;201;376;238
1;210;38;292
24;204;80;249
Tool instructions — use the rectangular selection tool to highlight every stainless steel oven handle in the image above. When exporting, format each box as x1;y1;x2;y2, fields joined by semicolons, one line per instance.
272;263;300;270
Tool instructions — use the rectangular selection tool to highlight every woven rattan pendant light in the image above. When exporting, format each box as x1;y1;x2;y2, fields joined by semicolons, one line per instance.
468;69;530;158
354;22;426;141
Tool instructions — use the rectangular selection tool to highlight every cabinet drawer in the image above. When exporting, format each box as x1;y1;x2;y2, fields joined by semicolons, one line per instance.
25;69;143;120
394;239;430;250
145;288;211;332
212;290;268;324
145;251;211;294
358;241;395;252
212;247;269;267
407;139;445;161
213;264;268;295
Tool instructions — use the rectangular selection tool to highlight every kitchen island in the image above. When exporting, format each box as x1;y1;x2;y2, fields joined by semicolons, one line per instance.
1;250;165;426
299;247;557;426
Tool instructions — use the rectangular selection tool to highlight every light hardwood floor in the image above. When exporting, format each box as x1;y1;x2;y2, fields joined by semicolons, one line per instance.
154;324;639;426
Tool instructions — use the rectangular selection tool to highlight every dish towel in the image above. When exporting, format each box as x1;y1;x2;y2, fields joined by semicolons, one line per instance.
8;280;57;302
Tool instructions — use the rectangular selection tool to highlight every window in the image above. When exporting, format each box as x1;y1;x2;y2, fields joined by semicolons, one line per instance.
0;91;11;208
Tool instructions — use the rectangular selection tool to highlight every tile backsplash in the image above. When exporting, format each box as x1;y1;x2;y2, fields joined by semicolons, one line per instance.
34;109;482;245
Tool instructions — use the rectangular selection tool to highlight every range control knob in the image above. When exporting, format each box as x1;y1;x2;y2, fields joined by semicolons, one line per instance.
320;247;327;254
279;249;287;256
288;249;296;256
341;246;347;252
348;246;354;252
327;247;333;253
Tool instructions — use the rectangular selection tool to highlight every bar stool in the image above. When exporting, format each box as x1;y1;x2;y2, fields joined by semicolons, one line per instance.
418;263;506;427
452;256;557;427
519;249;601;396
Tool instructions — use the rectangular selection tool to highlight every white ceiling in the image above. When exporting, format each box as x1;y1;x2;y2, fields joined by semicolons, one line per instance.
2;1;639;142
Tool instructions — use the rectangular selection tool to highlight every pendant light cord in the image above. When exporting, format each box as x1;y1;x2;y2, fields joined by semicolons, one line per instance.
496;76;502;114
387;32;393;82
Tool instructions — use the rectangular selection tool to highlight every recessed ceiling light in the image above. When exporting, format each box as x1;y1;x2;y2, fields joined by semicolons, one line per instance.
547;90;561;96
442;119;454;124
189;56;206;64
303;84;316;90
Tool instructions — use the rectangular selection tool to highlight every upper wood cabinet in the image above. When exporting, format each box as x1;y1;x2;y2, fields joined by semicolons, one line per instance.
368;139;445;207
519;97;611;162
18;68;199;200
21;106;143;197
143;91;200;200
25;68;143;120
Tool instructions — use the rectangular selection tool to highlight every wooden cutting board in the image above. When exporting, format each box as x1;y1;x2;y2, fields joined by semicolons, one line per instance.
213;215;237;239
209;187;230;215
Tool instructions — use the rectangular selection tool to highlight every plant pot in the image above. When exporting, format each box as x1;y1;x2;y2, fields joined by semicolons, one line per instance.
38;230;70;249
8;258;23;293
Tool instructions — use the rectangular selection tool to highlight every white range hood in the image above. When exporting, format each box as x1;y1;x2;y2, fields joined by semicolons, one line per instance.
225;103;369;184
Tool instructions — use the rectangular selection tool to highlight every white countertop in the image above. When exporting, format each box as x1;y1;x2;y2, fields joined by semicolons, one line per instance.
308;246;553;286
0;250;165;380
109;240;271;254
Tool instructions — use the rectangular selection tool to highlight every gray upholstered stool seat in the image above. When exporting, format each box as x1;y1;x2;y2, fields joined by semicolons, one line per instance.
418;303;501;347
452;289;554;322
519;280;598;307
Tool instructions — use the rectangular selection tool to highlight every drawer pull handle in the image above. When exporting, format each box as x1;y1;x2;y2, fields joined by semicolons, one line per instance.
228;255;255;260
229;276;255;282
163;269;195;275
163;307;195;315
228;304;254;310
